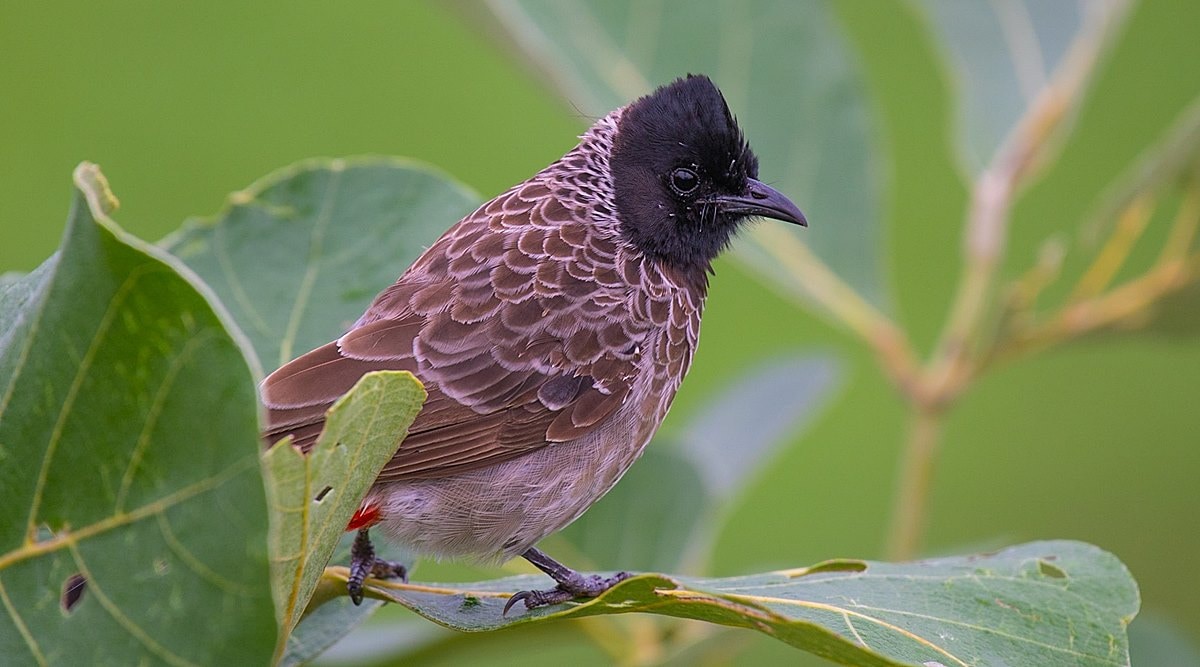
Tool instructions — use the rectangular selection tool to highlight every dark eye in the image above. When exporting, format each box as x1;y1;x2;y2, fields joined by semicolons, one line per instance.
669;167;700;195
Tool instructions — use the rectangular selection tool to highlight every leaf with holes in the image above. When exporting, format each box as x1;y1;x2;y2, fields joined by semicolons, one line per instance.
161;158;480;372
262;370;425;658
0;164;275;665
345;540;1137;667
479;0;887;306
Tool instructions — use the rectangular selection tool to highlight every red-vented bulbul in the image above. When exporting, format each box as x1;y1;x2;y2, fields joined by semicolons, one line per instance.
261;75;806;613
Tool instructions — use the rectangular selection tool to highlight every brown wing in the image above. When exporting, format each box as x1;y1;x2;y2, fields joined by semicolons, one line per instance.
261;179;648;482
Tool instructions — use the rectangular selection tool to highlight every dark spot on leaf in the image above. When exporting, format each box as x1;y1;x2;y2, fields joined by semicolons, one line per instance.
461;595;481;608
315;486;333;502
785;559;867;578
61;573;87;613
1038;559;1067;579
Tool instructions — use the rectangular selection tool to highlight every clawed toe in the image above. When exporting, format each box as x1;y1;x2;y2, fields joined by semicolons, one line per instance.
502;590;534;616
371;560;409;583
347;527;408;605
502;586;575;615
502;571;633;616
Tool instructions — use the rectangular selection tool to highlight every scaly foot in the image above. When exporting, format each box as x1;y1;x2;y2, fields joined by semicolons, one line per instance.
347;528;408;605
503;547;630;615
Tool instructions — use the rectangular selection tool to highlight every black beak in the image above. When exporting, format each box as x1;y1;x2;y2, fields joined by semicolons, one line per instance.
710;178;807;227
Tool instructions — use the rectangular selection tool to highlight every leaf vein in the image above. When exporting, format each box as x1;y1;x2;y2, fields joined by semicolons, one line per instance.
68;542;200;667
279;453;313;632
212;221;274;338
733;571;1110;608
278;167;343;365
155;512;255;597
0;456;256;571
0;256;58;426
719;592;969;666
116;327;217;512
25;263;161;543
846;603;1123;665
843;611;869;648
0;576;47;666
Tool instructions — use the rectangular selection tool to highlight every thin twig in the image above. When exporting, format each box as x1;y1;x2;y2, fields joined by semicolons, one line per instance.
749;224;920;394
1159;177;1200;262
986;157;1200;369
886;408;944;562
887;11;1123;559
1069;196;1154;301
988;253;1199;364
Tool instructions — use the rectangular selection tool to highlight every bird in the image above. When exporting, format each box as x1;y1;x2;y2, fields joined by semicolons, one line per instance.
260;74;807;613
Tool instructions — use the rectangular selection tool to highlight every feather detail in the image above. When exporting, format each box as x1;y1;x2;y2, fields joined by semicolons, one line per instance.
260;116;696;483
347;502;382;531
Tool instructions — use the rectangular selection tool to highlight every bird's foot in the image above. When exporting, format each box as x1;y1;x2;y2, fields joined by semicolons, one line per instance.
347;528;408;605
503;547;630;615
503;571;631;615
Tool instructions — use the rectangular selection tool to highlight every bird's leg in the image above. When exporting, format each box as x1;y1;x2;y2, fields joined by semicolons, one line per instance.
347;528;407;605
503;547;630;615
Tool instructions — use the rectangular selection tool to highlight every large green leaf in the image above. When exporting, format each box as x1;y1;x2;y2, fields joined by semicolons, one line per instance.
481;0;888;307
913;0;1128;176
162;158;480;371
159;158;474;662
0;164;275;665
348;540;1137;667
263;370;425;661
676;355;840;502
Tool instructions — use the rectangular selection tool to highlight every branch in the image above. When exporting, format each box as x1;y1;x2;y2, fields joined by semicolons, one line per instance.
748;225;920;393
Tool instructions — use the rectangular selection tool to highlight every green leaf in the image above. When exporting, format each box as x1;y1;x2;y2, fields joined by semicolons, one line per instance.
676;354;840;502
0;260;56;350
279;532;417;667
1128;611;1200;667
162;158;447;661
0;163;275;665
481;0;888;306
162;157;480;371
353;540;1137;667
913;0;1127;175
262;370;425;654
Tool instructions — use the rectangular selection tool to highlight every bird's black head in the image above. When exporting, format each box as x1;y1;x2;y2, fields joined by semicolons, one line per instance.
610;75;806;273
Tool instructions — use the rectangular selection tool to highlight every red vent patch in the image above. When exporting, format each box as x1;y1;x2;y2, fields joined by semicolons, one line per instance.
346;503;382;532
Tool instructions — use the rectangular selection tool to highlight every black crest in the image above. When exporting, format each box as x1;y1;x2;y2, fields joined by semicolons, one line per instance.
610;75;761;272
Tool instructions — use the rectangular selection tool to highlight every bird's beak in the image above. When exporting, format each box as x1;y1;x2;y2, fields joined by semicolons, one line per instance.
710;178;808;227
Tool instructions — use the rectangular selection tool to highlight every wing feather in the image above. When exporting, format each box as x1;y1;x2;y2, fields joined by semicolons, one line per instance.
261;183;653;481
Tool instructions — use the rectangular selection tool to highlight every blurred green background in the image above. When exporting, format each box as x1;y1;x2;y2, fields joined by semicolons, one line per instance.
3;1;1197;665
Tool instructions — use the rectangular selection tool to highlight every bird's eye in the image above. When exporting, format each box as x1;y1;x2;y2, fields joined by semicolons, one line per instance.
669;167;700;195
